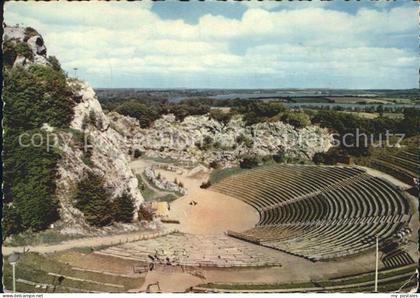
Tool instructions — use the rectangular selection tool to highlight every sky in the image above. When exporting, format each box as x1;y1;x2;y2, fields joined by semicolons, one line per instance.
4;0;419;89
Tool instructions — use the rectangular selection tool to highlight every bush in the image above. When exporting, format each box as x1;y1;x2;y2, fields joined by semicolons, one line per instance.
113;193;135;223
273;150;286;163
200;180;212;189
209;109;233;126
138;205;154;221
281;111;311;128
4;65;75;130
115;101;160;128
133;149;143;159
74;172;113;227
47;56;62;72
24;27;39;41
312;152;325;165
236;134;254;148
15;42;33;61
209;160;220;169
235;100;286;125
202;135;213;150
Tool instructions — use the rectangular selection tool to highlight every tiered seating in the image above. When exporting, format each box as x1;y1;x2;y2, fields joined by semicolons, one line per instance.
371;148;418;185
211;165;412;261
195;263;417;293
211;165;364;210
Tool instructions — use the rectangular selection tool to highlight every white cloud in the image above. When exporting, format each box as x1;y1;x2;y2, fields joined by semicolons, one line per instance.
4;1;417;88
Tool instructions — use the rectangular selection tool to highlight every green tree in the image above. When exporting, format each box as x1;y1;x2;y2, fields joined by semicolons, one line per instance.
209;109;233;126
115;101;160;128
113;193;135;223
281;111;311;128
3;130;60;231
2;204;22;239
74;172;113;227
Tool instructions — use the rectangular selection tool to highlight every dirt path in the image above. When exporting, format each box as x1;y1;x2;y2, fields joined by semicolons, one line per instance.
2;229;175;256
139;269;203;292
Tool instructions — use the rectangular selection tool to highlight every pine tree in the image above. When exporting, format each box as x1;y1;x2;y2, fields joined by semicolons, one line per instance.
113;193;135;223
74;172;113;227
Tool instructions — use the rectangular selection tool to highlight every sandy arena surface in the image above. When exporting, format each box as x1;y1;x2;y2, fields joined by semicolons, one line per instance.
130;159;259;234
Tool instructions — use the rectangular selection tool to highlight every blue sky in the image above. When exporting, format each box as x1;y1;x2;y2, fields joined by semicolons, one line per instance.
5;0;418;89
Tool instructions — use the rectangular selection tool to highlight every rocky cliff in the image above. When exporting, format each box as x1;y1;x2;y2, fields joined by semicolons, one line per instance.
109;112;333;167
3;25;144;234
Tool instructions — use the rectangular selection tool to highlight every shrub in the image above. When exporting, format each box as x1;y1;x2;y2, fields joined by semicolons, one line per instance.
209;109;233;126
115;101;160;128
312;152;325;165
113;193;135;223
236;134;254;148
209;160;220;169
133;149;143;159
240;156;259;169
236;100;286;125
273;150;286;163
261;155;273;163
200;180;212;189
138;205;154;221
202;135;213;150
15;42;33;61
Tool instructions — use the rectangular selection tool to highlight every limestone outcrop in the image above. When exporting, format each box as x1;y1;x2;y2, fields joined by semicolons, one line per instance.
109;113;333;167
56;80;144;234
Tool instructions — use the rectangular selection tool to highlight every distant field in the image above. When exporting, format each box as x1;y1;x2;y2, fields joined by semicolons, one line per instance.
341;111;404;119
210;107;232;113
327;97;389;104
290;97;332;103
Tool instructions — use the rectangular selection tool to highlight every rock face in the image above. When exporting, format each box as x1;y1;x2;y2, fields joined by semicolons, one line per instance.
3;25;49;67
110;113;333;167
4;25;144;234
57;80;144;234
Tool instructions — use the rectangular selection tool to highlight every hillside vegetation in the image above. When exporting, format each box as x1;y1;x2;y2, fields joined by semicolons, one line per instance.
3;63;75;237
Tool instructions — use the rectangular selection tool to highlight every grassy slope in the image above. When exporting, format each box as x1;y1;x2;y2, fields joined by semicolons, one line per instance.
3;252;144;293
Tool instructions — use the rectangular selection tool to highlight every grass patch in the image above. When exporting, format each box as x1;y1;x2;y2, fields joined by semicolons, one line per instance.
137;174;157;201
137;174;181;202
161;193;179;202
141;155;176;164
209;167;247;185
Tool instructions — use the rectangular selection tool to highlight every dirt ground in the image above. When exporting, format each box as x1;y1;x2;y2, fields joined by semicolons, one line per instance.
130;159;259;234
